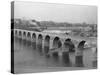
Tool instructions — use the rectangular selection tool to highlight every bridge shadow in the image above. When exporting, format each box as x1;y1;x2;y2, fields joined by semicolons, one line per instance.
51;52;60;66
75;55;84;67
61;52;72;67
37;44;43;54
32;42;36;50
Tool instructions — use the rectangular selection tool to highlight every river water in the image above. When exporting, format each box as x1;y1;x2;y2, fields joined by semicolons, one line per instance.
14;37;97;74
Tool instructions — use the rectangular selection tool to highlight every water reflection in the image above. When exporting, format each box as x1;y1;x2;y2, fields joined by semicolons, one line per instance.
32;42;36;50
62;52;71;67
14;37;97;68
52;52;59;63
75;56;84;67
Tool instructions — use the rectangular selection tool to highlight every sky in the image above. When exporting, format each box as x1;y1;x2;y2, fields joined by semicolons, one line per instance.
14;1;97;24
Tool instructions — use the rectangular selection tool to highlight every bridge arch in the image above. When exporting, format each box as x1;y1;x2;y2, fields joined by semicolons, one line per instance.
32;33;36;41
38;34;43;44
15;30;17;35
37;34;43;52
53;37;62;49
63;38;75;52
44;35;50;54
78;40;86;49
19;31;22;36
27;32;31;40
32;33;36;49
23;31;26;38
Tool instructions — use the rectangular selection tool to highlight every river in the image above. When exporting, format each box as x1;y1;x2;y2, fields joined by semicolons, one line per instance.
14;37;97;74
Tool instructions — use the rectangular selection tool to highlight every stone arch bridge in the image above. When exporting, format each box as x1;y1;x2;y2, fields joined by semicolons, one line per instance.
12;29;97;67
13;29;96;56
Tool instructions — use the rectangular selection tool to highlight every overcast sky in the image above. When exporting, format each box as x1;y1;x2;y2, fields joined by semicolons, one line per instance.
14;1;97;24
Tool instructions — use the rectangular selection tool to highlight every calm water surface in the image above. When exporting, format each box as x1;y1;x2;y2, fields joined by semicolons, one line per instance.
14;37;97;73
